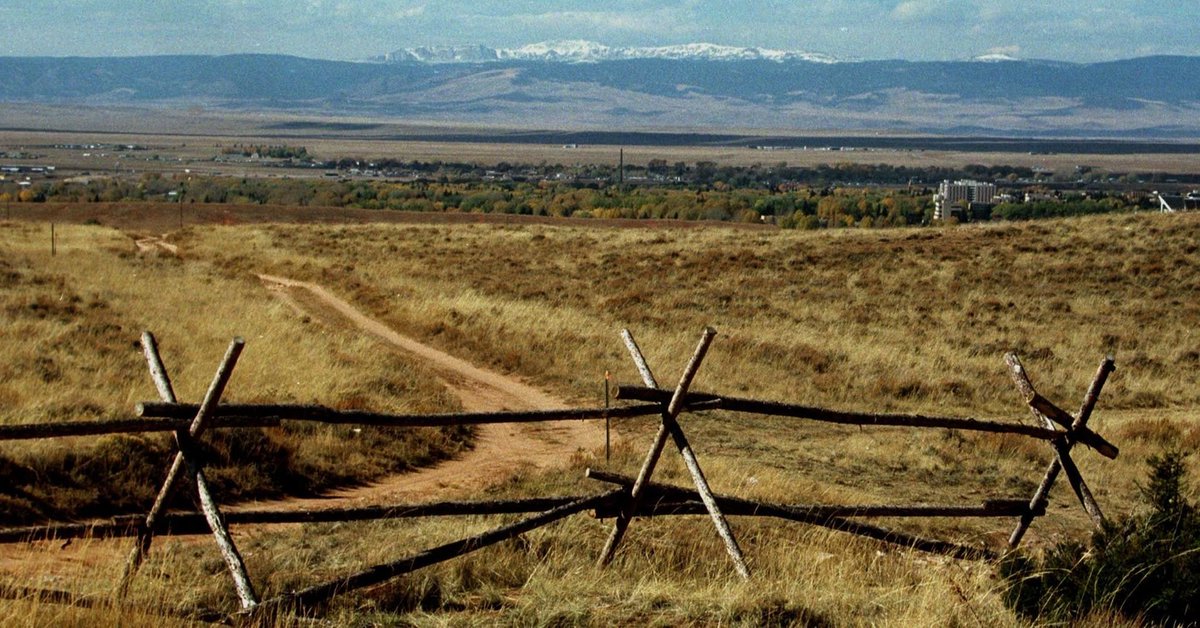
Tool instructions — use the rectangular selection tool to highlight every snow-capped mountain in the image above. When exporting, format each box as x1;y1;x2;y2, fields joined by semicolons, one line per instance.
377;40;839;64
381;44;500;63
3;53;1198;134
971;53;1021;63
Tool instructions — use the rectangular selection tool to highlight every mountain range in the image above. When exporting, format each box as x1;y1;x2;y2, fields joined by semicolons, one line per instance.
372;41;841;64
1;45;1198;136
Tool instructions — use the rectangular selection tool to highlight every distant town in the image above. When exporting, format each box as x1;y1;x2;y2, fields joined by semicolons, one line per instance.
2;141;1197;227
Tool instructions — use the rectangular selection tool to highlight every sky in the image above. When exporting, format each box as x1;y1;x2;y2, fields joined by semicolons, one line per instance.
1;1;1195;63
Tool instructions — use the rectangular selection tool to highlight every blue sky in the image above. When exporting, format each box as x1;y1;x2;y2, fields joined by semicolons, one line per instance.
1;1;1195;62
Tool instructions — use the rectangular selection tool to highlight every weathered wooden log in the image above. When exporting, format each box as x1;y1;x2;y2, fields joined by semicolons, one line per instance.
1005;353;1107;530
597;330;676;572
0;403;671;442
121;334;259;611
182;440;260;610
587;470;996;561
1003;354;1119;459
251;489;623;616
137;401;670;426
1010;356;1115;548
591;497;1045;519
598;328;752;580
666;417;753;578
0;496;602;544
0;416;281;441
613;385;1085;446
142;331;178;402
1055;439;1106;526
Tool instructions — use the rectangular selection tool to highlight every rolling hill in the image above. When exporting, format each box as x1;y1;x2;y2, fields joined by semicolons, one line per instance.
0;51;1198;135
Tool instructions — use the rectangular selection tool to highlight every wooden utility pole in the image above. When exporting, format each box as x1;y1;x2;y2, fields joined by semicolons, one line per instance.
604;371;611;463
618;148;624;188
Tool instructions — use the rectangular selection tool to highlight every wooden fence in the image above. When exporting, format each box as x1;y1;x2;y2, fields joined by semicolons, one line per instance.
0;328;1119;622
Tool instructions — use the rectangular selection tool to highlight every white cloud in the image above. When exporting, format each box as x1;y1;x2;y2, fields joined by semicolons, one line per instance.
508;9;696;37
890;0;938;21
394;5;425;19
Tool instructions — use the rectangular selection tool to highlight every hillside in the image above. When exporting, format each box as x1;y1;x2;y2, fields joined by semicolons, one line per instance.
1;54;1199;135
1;209;1198;625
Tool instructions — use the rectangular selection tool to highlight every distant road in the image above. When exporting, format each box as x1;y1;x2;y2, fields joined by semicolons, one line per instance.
5;120;1199;155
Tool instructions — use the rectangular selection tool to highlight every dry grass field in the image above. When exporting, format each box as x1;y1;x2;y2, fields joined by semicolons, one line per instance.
178;211;1200;532
1;206;1198;625
3;104;1199;175
0;222;466;522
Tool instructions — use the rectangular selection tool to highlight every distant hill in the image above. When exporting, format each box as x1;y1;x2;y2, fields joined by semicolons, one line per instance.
0;52;1198;136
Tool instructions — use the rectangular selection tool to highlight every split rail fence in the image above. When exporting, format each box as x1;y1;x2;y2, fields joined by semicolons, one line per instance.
0;328;1120;622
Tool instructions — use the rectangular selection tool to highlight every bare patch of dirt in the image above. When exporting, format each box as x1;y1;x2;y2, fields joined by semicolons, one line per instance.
134;235;179;255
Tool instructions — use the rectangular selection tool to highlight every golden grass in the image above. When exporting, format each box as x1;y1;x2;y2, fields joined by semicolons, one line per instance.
0;221;465;520
186;214;1200;415
5;210;1197;625
174;212;1200;531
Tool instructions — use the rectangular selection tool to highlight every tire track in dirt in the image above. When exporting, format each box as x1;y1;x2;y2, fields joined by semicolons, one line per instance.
248;274;607;510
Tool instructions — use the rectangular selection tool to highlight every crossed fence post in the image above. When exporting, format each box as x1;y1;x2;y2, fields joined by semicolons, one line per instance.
1006;353;1118;548
597;327;751;580
118;332;259;611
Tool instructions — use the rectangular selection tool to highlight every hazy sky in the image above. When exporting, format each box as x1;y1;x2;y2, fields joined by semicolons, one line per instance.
1;1;1195;62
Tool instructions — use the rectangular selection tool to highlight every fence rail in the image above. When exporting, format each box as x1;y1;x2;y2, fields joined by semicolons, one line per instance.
0;328;1120;622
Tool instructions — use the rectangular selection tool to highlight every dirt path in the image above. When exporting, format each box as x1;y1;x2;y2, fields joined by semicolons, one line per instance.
0;268;609;580
248;274;607;509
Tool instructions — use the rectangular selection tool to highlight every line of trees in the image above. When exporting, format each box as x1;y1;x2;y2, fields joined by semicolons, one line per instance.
0;173;937;227
1;171;1152;228
991;196;1130;221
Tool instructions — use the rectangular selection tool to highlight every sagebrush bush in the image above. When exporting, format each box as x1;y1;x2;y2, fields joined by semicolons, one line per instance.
1000;450;1200;625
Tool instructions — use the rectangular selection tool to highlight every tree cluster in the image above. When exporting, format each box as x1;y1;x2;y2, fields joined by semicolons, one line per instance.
220;144;310;160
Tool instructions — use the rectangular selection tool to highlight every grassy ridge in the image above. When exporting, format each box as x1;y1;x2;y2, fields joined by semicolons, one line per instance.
2;211;1198;625
188;212;1200;414
0;222;466;522
177;212;1200;538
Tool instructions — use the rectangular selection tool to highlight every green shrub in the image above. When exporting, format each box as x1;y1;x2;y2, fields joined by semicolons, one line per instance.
1000;450;1200;625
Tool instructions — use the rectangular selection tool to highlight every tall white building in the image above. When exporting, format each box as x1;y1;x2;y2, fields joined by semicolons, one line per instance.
934;180;996;220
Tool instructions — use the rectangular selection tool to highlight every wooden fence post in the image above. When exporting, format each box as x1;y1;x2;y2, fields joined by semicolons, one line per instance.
604;371;611;464
597;331;673;566
597;328;751;580
1005;353;1111;537
119;333;259;610
1008;355;1115;548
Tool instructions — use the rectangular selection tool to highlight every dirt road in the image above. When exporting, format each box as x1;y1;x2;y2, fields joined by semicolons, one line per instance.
0;267;609;581
250;274;608;508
